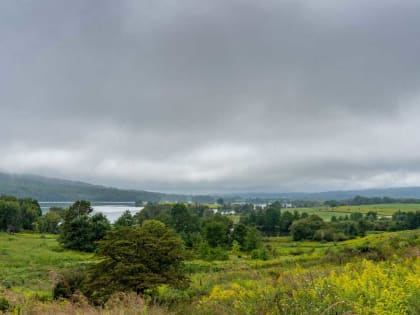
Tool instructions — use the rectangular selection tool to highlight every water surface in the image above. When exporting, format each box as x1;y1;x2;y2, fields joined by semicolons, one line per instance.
40;202;143;222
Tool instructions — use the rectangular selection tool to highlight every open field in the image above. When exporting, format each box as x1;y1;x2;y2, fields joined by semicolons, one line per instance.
292;203;420;220
334;203;420;214
0;230;419;314
0;233;92;297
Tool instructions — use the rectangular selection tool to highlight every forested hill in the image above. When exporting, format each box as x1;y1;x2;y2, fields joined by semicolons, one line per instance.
0;172;188;202
3;171;420;202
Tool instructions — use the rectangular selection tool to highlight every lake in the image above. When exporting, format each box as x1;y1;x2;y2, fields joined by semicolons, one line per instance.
39;202;144;222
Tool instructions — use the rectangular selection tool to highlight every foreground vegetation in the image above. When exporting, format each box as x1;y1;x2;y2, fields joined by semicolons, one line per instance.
1;196;420;314
1;229;419;314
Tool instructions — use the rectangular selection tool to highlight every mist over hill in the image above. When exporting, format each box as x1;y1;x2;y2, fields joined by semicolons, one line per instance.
2;172;420;202
0;172;187;202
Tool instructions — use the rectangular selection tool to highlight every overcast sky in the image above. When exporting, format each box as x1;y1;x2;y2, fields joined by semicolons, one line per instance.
1;0;420;193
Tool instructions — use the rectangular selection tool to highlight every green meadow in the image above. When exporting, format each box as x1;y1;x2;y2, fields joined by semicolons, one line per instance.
292;203;420;220
0;233;92;298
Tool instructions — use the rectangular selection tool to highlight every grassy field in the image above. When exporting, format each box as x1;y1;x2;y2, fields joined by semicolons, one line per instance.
187;229;419;290
292;203;420;220
0;233;92;298
186;230;420;314
334;203;420;214
0;230;419;314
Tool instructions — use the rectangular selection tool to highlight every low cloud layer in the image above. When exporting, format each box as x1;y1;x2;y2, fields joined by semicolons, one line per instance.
1;0;420;193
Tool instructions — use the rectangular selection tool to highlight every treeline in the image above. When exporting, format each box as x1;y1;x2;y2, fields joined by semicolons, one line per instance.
239;201;420;241
0;195;42;231
127;203;263;259
0;197;263;259
240;202;305;235
25;201;261;260
3;196;420;247
239;203;367;241
325;195;420;207
293;211;420;241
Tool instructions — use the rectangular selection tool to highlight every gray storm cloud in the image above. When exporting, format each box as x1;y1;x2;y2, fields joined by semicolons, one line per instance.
1;0;420;193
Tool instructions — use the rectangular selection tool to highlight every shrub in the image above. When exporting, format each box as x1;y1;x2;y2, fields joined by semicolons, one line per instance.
0;297;10;313
250;248;270;260
53;266;88;300
198;242;229;261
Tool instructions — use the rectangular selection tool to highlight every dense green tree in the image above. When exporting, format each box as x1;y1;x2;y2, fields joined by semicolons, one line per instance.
290;215;326;241
0;200;20;231
263;207;281;235
171;203;193;232
49;206;66;217
18;198;42;230
279;211;295;234
87;220;188;303
365;211;378;221
243;227;262;251
350;212;363;221
0;197;41;231
190;203;213;218
90;213;112;241
59;201;111;252
114;210;135;228
336;221;359;237
240;206;303;236
390;211;420;230
231;223;248;249
134;202;172;225
170;203;200;247
204;221;229;248
202;213;233;245
34;212;61;233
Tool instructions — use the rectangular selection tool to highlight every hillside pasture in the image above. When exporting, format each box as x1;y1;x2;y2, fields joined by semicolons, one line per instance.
291;203;420;220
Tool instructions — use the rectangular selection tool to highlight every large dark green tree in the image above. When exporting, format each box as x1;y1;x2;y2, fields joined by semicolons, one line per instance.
87;220;188;303
58;201;111;252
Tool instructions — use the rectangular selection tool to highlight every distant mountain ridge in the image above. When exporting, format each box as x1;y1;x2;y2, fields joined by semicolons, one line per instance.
0;172;188;202
231;187;420;200
2;172;420;202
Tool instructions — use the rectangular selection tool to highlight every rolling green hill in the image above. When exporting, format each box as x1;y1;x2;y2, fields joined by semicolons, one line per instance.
0;172;188;202
4;171;420;203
